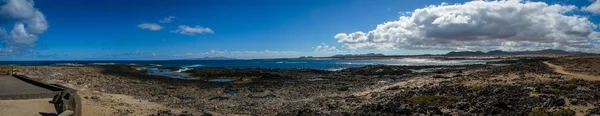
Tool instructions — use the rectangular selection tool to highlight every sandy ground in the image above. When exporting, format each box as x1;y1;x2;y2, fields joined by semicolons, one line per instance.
54;82;185;116
80;91;182;116
0;98;56;116
544;61;600;81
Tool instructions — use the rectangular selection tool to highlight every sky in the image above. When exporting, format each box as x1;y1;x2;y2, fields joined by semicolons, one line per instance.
0;0;599;60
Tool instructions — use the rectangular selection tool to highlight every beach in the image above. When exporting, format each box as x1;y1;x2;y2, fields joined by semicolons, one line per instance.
8;55;600;115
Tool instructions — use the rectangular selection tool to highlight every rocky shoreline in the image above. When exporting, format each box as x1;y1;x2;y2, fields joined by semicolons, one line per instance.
10;55;600;115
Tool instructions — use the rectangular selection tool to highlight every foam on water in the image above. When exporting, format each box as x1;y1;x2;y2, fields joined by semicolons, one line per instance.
275;61;307;64
89;62;116;65
53;63;84;66
183;64;203;68
133;58;499;79
326;68;345;71
174;68;191;72
336;62;375;65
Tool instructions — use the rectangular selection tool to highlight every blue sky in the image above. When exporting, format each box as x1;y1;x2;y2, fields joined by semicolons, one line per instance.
0;0;599;60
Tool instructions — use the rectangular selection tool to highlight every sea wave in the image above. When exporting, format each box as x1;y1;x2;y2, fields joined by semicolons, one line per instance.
183;64;203;68
275;62;307;64
89;62;116;65
336;62;375;65
54;63;84;66
326;68;346;71
144;68;159;70
175;68;191;72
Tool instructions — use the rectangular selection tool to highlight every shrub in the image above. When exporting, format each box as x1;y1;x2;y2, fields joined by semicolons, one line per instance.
529;108;548;116
410;95;457;106
548;88;562;94
456;78;464;82
564;84;577;90
468;86;481;92
551;109;575;116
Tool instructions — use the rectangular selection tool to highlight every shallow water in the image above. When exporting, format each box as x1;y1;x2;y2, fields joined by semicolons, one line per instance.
225;90;239;94
208;79;233;83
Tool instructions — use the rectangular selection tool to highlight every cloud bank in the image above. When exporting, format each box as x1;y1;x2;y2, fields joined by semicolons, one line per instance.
334;0;600;52
171;25;214;36
137;23;163;31
0;0;48;56
583;0;600;14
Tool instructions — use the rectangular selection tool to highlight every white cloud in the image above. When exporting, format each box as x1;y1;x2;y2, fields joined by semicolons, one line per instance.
0;0;48;56
159;16;175;23
171;25;214;36
335;0;600;52
314;43;346;53
137;23;163;31
173;50;300;59
399;11;412;16
583;0;600;14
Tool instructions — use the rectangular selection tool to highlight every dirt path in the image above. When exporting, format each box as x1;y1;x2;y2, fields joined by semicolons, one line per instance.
543;61;600;81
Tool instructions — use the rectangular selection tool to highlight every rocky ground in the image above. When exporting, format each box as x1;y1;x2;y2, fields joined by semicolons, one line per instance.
10;55;600;115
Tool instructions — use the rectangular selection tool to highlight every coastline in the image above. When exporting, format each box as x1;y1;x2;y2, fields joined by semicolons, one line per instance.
5;54;600;115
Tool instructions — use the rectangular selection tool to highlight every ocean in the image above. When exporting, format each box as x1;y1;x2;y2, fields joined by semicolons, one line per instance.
1;58;499;78
0;58;497;70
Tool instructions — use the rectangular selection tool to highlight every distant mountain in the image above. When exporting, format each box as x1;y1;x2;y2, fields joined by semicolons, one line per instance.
527;49;573;54
446;51;486;56
445;49;590;56
331;53;385;58
179;57;237;60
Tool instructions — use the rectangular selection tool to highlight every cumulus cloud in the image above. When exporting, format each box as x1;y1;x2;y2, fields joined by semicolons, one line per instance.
0;0;48;56
159;16;175;23
582;0;600;14
313;43;346;53
137;23;163;31
173;50;299;59
171;25;214;36
335;0;600;52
